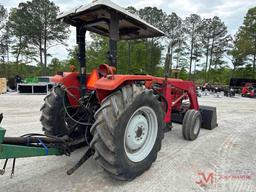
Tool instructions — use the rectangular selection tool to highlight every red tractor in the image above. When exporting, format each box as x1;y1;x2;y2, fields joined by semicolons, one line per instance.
241;83;256;97
0;0;217;180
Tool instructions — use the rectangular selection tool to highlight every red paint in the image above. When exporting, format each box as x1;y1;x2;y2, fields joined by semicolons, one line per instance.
94;70;199;124
54;64;199;124
241;83;256;97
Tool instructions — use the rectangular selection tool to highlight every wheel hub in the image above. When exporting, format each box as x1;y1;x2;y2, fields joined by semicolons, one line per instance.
125;114;148;151
124;106;158;162
136;127;143;138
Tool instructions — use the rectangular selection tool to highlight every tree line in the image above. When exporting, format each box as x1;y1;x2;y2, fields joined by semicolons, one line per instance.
0;0;255;84
0;0;69;76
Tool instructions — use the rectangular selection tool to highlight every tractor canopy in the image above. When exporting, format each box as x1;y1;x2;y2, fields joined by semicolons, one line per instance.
57;0;165;40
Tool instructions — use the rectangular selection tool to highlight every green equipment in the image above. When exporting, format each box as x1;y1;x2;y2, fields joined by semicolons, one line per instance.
0;113;93;177
0;122;65;177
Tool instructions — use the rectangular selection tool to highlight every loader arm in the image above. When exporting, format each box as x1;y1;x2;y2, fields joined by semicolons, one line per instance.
167;80;199;110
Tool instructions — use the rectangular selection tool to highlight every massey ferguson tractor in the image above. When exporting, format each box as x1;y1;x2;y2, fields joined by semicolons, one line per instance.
0;0;217;181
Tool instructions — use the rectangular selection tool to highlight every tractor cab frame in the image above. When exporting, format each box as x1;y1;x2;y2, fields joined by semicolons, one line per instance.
57;0;165;97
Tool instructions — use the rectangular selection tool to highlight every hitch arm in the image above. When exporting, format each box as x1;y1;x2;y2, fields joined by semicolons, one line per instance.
0;144;64;159
0;127;64;159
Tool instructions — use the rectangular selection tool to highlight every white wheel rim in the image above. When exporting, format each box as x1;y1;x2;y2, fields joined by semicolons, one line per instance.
193;117;200;135
124;106;158;162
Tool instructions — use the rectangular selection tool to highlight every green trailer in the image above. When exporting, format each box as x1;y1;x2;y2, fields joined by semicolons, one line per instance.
1;114;90;177
0;127;64;160
0;113;93;178
0;123;65;177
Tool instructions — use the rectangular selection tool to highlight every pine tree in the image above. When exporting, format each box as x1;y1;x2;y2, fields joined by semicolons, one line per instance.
184;14;203;79
8;0;70;74
236;7;256;78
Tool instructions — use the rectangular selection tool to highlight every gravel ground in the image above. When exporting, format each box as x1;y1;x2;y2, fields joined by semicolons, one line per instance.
0;93;255;192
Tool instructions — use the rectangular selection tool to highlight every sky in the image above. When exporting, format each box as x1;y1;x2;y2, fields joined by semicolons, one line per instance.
1;0;256;62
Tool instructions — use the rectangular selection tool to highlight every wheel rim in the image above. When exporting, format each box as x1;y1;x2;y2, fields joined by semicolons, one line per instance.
193;117;200;135
124;106;158;162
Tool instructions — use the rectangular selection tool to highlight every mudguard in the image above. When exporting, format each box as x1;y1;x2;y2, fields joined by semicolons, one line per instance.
51;70;99;106
94;75;154;101
94;75;153;90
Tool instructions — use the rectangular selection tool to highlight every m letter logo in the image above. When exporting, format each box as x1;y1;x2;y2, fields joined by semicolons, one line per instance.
196;172;214;185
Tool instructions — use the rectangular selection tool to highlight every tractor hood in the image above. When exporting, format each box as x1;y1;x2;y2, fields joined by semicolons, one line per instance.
57;0;165;40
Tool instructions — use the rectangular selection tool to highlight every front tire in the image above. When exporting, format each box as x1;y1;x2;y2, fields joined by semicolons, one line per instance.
182;109;202;141
90;84;165;180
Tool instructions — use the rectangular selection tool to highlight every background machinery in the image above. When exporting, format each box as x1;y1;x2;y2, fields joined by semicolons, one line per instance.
0;0;217;181
241;83;256;97
228;78;256;97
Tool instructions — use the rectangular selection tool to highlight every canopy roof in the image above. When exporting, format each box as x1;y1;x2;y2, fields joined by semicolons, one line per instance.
57;0;165;40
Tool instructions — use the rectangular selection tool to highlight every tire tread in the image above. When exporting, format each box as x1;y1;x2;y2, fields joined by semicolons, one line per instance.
90;84;164;180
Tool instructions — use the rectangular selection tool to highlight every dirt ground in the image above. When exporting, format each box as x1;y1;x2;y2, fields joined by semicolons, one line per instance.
0;93;255;192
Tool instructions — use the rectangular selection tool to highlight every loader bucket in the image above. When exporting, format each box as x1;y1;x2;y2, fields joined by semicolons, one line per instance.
171;106;218;130
199;106;218;130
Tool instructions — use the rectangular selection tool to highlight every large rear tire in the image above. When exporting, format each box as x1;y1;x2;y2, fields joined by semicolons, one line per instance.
40;86;97;142
90;84;165;180
40;86;69;136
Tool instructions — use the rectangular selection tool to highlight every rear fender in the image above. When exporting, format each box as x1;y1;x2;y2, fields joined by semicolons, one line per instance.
57;70;99;106
95;75;153;102
61;72;80;106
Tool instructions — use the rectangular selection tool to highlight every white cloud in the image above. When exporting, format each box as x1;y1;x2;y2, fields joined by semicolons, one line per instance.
130;0;164;9
166;0;255;35
168;0;200;17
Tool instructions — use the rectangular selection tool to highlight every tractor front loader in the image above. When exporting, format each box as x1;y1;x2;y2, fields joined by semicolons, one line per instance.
0;0;217;181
